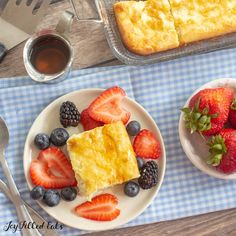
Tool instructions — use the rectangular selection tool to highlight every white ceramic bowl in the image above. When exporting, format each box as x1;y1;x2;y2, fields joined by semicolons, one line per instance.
179;78;236;180
23;88;166;231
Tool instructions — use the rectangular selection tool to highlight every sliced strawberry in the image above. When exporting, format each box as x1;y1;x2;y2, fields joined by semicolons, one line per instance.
88;86;131;124
133;129;161;159
80;108;104;131
74;193;120;221
30;147;76;189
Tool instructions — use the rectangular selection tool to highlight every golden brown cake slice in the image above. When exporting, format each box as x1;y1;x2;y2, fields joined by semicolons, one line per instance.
113;0;179;55
169;0;236;44
67;121;140;198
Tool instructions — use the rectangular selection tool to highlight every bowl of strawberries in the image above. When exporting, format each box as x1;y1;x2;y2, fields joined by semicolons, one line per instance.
179;78;236;179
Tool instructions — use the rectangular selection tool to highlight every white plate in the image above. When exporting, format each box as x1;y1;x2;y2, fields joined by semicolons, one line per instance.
179;78;236;180
23;89;166;231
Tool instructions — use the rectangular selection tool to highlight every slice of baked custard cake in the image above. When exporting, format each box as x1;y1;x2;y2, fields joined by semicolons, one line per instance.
67;121;140;198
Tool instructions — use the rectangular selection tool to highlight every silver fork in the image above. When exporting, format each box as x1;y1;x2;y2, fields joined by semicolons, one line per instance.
0;117;41;236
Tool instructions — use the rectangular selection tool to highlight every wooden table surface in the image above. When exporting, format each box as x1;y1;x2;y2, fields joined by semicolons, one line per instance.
1;1;236;236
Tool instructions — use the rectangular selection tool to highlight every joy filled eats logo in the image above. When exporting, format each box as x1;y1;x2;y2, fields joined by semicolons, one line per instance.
3;221;63;233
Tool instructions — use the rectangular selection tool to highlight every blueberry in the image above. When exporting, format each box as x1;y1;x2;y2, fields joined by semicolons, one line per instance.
136;157;145;170
50;128;69;146
43;189;60;207
30;186;45;200
61;187;77;201
34;133;50;150
126;121;141;136
124;181;140;197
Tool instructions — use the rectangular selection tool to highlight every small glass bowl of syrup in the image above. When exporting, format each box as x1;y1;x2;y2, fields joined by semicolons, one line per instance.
30;35;70;75
23;32;73;83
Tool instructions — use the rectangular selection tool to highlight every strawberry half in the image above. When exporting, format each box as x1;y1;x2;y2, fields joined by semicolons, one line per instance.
75;193;120;221
133;129;161;159
80;108;104;131
30;147;77;189
88;86;131;124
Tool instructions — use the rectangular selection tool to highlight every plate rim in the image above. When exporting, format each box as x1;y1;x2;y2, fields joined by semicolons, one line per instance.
179;78;236;180
23;88;166;231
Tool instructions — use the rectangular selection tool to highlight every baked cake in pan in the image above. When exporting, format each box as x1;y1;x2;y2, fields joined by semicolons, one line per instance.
114;0;236;55
113;0;179;55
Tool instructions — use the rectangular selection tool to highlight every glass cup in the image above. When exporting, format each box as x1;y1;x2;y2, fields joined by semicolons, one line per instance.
23;11;74;83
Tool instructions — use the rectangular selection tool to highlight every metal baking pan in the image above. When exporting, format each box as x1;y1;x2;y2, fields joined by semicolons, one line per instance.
70;0;236;66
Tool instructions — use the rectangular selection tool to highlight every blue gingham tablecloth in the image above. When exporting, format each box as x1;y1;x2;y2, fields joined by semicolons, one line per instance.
1;48;236;236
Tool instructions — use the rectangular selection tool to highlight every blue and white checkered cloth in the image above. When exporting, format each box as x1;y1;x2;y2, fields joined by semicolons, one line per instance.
1;47;236;236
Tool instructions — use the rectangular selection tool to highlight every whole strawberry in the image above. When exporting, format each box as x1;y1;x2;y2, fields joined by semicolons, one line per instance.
207;129;236;174
229;98;236;128
182;87;234;136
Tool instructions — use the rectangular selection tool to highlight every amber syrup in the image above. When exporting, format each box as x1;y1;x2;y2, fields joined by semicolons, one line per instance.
30;35;70;75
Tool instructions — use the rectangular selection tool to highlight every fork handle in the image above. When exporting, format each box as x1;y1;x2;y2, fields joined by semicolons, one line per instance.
0;154;42;236
0;43;7;63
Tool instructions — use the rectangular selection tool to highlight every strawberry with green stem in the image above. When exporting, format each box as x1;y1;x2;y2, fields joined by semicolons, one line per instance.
182;87;234;136
207;129;236;174
182;98;218;134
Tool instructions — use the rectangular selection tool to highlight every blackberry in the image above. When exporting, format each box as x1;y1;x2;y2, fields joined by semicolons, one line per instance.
60;101;80;128
138;161;158;189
